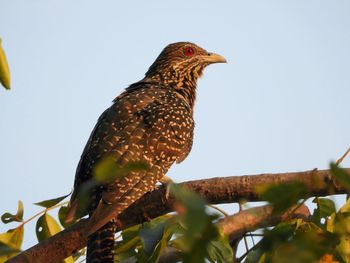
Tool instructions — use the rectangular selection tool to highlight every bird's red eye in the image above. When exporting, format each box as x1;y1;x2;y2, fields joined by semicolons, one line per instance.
184;47;195;56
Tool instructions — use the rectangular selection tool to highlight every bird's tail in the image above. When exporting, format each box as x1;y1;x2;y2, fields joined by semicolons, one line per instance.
86;220;116;263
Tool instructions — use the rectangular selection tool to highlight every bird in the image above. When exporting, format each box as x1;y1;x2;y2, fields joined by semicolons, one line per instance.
66;42;226;263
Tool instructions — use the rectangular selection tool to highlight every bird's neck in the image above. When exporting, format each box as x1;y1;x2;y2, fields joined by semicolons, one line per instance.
145;66;203;109
173;74;197;109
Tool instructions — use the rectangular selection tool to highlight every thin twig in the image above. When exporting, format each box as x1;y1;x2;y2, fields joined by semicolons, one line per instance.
237;242;260;262
245;233;264;237
285;198;308;220
336;147;350;200
239;202;249;253
336;147;350;165
208;204;229;217
20;201;69;227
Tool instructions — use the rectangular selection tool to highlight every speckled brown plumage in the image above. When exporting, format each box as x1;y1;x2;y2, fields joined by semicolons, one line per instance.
67;42;226;263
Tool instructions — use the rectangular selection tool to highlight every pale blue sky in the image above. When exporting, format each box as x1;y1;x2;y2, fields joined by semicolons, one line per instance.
1;0;349;250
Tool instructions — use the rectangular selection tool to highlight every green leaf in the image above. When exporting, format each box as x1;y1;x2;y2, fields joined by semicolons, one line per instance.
140;222;165;256
140;216;180;263
115;216;178;263
114;250;137;263
58;205;72;229
34;193;70;208
0;226;24;249
333;203;350;262
311;198;336;228
170;184;209;249
244;247;266;263
1;201;24;224
257;181;307;213
93;157;148;183
0;226;23;261
0;244;19;256
115;224;141;256
35;214;75;262
339;198;350;214
36;213;61;242
0;244;20;262
170;184;207;212
94;157;118;182
336;234;350;263
62;255;75;263
0;38;11;90
314;198;336;218
331;163;350;192
258;220;340;262
75;159;147;219
170;184;220;263
115;224;141;262
121;224;141;243
181;225;227;263
75;179;98;219
260;221;297;251
206;236;234;263
123;161;149;171
116;236;140;255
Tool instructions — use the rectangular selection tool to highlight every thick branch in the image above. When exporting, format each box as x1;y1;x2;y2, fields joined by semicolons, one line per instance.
7;168;348;263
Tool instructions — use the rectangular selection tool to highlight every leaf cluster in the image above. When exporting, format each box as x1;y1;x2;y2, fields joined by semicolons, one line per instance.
2;163;350;263
114;184;233;263
244;163;350;263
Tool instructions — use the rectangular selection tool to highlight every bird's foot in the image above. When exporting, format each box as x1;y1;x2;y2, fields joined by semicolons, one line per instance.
160;176;174;201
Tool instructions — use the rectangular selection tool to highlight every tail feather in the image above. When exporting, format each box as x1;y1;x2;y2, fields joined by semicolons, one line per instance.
87;220;116;263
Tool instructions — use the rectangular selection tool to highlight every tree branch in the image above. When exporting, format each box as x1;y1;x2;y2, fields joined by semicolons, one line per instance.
7;168;348;263
158;204;310;263
217;204;310;240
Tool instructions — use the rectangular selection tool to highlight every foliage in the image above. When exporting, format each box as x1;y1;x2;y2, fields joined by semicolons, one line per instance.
94;157;148;183
34;193;70;209
1;163;350;263
1;201;23;224
0;195;75;263
0;38;11;90
71;159;149;219
257;181;308;214
244;164;350;263
114;184;233;263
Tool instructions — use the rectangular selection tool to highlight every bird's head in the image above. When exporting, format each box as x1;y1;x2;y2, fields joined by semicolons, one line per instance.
145;42;226;90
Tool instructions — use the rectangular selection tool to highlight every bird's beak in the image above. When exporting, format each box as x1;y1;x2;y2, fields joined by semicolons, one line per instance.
201;52;227;64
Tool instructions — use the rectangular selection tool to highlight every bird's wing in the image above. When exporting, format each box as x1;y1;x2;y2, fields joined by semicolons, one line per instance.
66;85;167;222
67;85;194;225
85;91;194;235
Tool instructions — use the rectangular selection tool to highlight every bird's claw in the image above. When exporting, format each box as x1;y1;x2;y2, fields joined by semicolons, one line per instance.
160;176;174;201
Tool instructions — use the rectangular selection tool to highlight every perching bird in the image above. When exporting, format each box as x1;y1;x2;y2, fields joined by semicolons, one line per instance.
66;42;226;263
